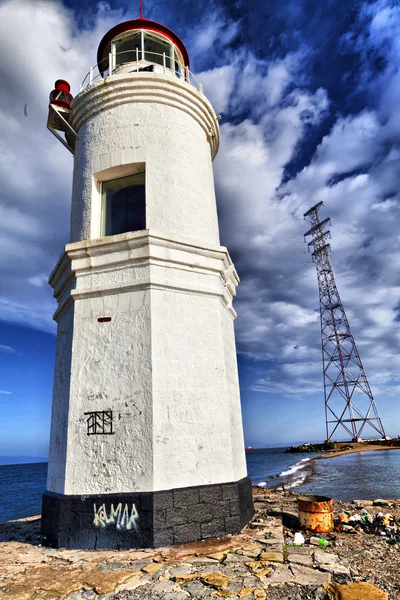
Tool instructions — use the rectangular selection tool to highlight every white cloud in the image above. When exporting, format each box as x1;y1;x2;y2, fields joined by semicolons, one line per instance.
0;0;126;332
190;7;239;57
198;65;235;114
0;390;12;395
0;345;15;354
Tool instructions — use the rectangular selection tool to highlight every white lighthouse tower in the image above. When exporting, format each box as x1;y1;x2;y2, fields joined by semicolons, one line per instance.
42;16;253;549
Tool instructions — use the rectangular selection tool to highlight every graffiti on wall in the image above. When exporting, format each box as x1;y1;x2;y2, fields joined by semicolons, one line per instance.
93;502;139;530
85;410;114;435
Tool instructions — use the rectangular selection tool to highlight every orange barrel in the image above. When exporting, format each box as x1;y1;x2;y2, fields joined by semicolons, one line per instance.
297;495;334;533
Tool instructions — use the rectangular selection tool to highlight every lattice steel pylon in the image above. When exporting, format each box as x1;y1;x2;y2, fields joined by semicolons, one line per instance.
304;202;387;442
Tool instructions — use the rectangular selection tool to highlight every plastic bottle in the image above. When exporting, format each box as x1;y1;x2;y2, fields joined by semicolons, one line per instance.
310;536;320;545
318;537;331;547
310;536;330;547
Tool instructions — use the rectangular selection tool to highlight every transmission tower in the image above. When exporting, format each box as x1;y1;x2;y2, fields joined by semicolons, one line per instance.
304;202;387;442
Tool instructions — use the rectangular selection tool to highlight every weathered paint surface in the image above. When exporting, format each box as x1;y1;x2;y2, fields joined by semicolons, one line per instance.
69;74;220;246
46;68;248;505
47;231;247;495
298;495;334;533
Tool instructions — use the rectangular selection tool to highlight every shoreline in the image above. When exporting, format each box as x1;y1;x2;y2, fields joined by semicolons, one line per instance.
265;444;400;495
312;443;400;462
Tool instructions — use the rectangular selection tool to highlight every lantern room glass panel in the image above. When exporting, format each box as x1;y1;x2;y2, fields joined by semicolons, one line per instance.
143;32;172;68
114;32;142;66
102;173;146;237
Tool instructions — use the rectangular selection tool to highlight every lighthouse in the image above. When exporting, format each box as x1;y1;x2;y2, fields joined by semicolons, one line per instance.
42;17;253;549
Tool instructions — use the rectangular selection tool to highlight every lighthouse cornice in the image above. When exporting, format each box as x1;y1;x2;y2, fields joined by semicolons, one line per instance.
71;74;220;159
50;230;239;323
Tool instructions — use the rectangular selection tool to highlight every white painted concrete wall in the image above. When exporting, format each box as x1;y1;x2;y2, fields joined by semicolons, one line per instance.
46;305;74;493
47;233;247;495
69;73;220;247
46;69;248;496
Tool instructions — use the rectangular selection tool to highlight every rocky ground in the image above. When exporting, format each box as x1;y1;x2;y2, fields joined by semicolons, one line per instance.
0;487;398;600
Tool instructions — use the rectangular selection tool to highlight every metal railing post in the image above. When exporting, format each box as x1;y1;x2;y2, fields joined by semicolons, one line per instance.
109;52;113;76
163;51;166;73
89;67;93;85
185;66;190;83
136;47;139;72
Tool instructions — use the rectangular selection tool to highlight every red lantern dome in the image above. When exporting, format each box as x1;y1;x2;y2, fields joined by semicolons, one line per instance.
49;80;73;109
97;18;190;76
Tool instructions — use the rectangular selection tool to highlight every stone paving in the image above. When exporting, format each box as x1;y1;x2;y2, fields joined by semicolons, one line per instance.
0;490;388;600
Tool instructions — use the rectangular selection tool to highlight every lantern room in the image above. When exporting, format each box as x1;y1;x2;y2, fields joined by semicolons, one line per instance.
97;18;190;78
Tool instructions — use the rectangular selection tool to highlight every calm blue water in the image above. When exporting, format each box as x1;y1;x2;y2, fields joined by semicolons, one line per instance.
2;449;400;521
0;462;47;522
247;447;400;503
293;449;400;503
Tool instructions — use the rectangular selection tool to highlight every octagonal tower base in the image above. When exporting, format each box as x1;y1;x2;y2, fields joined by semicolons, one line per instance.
41;231;254;549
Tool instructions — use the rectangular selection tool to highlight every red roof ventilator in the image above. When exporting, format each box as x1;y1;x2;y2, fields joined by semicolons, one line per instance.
47;79;77;154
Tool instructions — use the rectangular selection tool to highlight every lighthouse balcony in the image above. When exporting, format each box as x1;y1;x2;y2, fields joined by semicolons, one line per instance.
80;50;203;95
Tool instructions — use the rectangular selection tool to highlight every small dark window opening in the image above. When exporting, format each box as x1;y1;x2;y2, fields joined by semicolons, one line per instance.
102;172;145;237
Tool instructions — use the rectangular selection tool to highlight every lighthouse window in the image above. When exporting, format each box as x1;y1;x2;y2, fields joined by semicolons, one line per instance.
143;32;172;68
115;32;142;66
102;172;146;237
111;30;183;72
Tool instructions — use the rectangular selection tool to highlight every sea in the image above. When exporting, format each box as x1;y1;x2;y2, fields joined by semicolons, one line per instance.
2;448;400;522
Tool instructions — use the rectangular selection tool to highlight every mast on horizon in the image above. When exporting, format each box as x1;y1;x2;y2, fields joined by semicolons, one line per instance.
304;202;387;442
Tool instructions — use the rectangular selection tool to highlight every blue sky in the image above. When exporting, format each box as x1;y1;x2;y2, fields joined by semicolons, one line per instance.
1;0;400;455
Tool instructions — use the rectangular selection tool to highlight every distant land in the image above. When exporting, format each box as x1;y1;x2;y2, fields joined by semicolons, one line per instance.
254;441;324;449
0;456;47;466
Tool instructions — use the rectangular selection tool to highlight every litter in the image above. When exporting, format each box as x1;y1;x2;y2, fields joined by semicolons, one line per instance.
334;509;400;543
293;532;305;546
310;536;331;547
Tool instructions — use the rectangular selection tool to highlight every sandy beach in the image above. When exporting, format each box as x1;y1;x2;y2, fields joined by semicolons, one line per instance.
313;442;400;462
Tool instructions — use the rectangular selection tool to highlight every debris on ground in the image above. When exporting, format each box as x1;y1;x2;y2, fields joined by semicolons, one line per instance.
0;488;399;599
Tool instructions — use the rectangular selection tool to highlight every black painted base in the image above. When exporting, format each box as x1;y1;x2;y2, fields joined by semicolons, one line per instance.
41;476;254;549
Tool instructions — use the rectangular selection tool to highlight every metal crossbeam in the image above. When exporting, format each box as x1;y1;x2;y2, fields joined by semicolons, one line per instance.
304;202;387;442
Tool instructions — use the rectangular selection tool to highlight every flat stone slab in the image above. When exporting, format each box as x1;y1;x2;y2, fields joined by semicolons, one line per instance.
259;551;284;563
314;549;339;565
267;564;297;585
224;552;251;563
286;545;313;555
373;499;394;507
319;563;350;576
289;564;331;586
256;536;284;547
287;554;314;567
268;563;331;586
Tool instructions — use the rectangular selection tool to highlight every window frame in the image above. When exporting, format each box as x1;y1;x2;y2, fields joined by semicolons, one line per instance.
110;29;185;73
101;171;146;238
113;30;142;67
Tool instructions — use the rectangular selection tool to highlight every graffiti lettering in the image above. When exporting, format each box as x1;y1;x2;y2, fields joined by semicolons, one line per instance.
93;502;139;530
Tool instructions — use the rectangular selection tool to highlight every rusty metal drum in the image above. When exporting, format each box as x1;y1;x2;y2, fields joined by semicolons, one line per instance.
297;495;334;533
